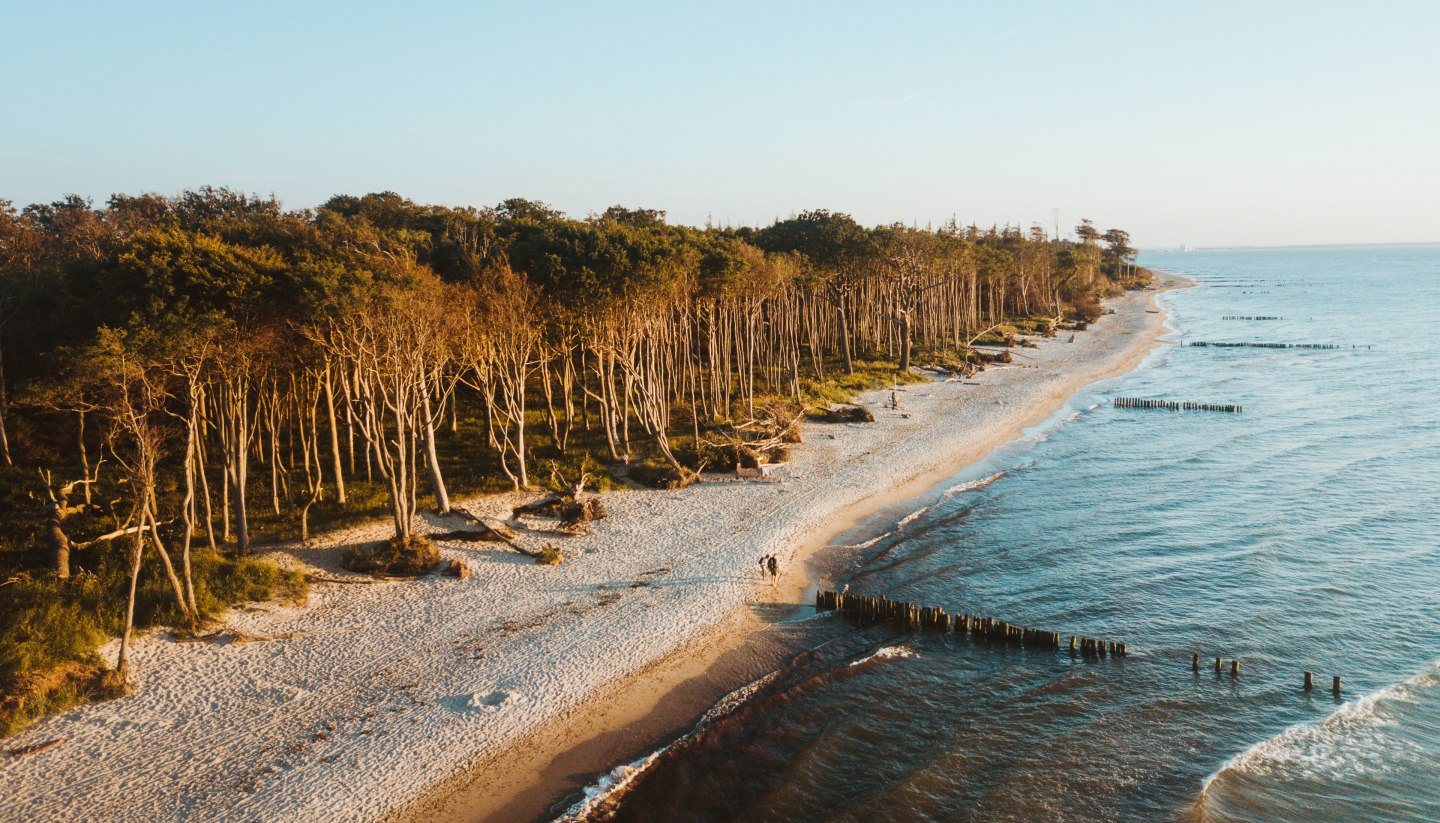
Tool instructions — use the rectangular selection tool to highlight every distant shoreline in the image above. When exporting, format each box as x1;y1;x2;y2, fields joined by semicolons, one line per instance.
398;274;1186;823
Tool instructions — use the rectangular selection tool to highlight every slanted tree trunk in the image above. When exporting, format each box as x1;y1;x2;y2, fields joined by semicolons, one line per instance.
323;360;346;504
116;510;144;683
422;393;449;514
0;338;11;466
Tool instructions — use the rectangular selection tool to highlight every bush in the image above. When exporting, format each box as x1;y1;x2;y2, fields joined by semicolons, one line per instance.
340;535;440;576
535;544;563;565
1070;294;1103;324
0;549;307;737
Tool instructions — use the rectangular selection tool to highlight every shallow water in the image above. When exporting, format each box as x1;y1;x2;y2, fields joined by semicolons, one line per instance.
577;246;1440;823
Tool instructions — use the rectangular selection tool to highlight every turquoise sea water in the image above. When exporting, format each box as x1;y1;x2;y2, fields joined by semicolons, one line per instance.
576;246;1440;822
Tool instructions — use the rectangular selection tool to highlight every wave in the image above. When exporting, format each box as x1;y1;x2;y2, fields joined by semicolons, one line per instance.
846;643;919;668
554;670;784;821
1196;660;1440;821
833;473;1007;554
940;471;1007;498
553;746;673;822
557;641;925;820
896;506;931;529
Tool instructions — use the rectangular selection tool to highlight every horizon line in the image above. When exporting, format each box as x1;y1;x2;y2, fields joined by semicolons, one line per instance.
1142;240;1440;252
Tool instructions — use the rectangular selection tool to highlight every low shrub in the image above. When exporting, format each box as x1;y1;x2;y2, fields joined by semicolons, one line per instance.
0;550;306;737
340;535;440;577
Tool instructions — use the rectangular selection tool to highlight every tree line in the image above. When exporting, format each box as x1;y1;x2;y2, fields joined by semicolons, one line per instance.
0;188;1143;681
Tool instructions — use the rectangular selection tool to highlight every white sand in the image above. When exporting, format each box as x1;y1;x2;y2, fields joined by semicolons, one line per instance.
0;284;1173;823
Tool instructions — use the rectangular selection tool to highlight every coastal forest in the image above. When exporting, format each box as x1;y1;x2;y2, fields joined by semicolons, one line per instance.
0;188;1147;734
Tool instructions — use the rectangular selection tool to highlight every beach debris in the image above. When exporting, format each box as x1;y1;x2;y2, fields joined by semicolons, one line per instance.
6;738;65;758
704;406;805;473
304;573;385;585
445;559;471;580
452;507;542;558
173;628;300;645
819;404;875;423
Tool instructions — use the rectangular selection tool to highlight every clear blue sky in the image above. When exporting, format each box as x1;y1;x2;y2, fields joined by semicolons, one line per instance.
3;1;1437;247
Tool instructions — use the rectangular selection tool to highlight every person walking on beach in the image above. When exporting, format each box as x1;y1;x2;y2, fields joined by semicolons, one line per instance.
758;555;768;579
767;554;779;584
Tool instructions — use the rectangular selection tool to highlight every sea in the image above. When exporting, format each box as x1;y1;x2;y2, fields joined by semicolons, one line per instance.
563;245;1440;822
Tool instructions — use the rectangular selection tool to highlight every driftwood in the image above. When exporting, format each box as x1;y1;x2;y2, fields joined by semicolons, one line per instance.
7;738;65;758
819;405;875;423
174;629;300;644
512;495;564;518
305;574;386;586
453;506;540;558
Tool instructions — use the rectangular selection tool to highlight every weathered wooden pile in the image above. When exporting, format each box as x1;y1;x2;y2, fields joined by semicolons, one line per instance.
1113;397;1242;413
814;590;1127;656
1221;315;1282;320
1183;341;1355;350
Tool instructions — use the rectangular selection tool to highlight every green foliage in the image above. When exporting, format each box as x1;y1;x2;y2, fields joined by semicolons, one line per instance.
0;547;305;737
534;544;563;565
800;359;926;409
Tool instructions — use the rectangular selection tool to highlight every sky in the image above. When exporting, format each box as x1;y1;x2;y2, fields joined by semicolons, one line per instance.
2;1;1437;248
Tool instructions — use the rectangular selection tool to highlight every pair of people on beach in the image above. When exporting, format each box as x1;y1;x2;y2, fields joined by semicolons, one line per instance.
758;554;779;584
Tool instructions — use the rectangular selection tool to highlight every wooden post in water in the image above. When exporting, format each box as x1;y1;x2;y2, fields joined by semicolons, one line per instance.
1193;653;1200;672
1214;657;1223;673
1332;676;1342;695
1230;660;1240;678
1303;671;1314;691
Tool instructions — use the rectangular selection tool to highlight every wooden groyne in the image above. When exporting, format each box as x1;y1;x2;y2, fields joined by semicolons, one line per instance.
1221;315;1282;320
1183;341;1365;350
814;590;1126;656
1113;397;1242;413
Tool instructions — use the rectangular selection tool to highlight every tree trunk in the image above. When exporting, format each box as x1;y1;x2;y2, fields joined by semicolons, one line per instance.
116;521;144;682
422;394;450;514
0;337;11;466
898;308;913;373
837;303;855;375
46;510;72;579
323;361;346;504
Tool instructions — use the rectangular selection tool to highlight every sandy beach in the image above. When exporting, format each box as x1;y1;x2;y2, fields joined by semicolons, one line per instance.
0;280;1177;823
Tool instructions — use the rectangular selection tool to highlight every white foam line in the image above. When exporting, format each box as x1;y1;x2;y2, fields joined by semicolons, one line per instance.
847;643;919;668
1201;659;1440;794
555;669;784;821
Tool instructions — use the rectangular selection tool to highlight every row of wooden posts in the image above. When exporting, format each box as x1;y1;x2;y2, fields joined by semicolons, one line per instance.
1113;397;1242;413
1221;316;1282;320
814;590;1127;656
1191;654;1341;694
1183;341;1361;350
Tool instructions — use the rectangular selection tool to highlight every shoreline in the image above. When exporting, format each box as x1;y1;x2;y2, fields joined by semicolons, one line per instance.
397;275;1186;823
0;277;1184;823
